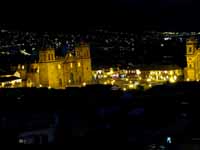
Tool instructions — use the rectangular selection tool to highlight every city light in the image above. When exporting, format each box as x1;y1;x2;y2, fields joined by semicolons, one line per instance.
146;78;151;82
169;77;176;83
39;84;42;88
136;69;141;75
58;64;61;69
104;81;107;85
103;75;107;78
170;71;174;75
82;82;86;87
123;87;127;91
129;84;134;89
70;63;73;68
78;62;81;67
111;80;115;85
174;75;177;80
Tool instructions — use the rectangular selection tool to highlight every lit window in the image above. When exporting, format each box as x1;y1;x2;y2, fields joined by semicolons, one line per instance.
78;62;81;67
70;63;73;68
22;65;24;70
58;64;61;69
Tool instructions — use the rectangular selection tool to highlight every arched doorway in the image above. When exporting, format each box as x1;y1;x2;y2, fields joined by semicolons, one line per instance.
70;73;74;84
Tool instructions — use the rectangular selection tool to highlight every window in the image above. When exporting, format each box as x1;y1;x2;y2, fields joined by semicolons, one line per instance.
78;62;81;67
70;63;73;68
48;54;51;60
51;54;54;60
189;47;192;53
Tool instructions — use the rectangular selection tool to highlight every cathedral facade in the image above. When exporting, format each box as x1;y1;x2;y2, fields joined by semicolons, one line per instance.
185;37;200;81
14;42;92;89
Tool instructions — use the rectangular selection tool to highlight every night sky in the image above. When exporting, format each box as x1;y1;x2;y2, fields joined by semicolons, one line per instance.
0;0;199;31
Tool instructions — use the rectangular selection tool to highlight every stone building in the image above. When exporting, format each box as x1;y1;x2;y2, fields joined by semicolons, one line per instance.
184;37;200;81
13;42;92;89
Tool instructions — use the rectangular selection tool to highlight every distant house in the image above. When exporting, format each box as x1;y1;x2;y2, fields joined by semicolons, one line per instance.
0;68;22;88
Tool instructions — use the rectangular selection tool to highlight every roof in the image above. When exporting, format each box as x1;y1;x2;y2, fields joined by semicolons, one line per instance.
0;76;21;82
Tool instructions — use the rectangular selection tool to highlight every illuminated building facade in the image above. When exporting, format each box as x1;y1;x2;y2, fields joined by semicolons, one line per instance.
0;69;22;88
184;38;200;81
14;42;92;89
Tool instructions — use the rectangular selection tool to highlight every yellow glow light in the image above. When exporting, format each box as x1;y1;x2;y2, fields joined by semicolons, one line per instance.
174;75;177;80
22;65;24;70
147;78;151;82
68;80;71;83
104;82;107;85
78;62;81;67
186;78;190;82
103;75;107;78
70;63;73;68
149;84;152;87
82;82;86;86
39;84;42;88
58;64;61;69
125;78;129;81
48;86;51;89
169;78;176;83
136;69;141;75
111;80;115;85
129;84;134;88
123;88;127;91
129;81;132;84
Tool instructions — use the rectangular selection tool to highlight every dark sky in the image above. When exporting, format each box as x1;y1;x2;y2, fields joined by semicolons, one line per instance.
0;0;199;31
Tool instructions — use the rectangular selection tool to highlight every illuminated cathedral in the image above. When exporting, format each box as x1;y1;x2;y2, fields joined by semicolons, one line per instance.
185;37;200;81
13;42;92;89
